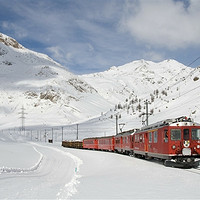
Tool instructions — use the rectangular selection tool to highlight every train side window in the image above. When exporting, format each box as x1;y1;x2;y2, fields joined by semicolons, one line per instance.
171;129;181;140
192;129;200;140
139;134;143;143
149;132;152;143
154;131;158;143
135;135;139;143
164;130;168;142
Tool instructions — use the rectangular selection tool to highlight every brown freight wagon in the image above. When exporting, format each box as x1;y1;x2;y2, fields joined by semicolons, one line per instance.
62;140;83;149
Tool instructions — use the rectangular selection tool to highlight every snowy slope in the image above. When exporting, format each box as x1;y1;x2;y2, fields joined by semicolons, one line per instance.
80;59;192;103
0;131;200;199
79;59;200;137
1;32;200;136
0;33;200;200
0;33;112;128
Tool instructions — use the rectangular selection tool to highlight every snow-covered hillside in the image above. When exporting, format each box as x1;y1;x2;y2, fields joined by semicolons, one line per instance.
81;59;192;103
1;32;200;137
80;59;200;133
0;33;112;129
1;33;200;199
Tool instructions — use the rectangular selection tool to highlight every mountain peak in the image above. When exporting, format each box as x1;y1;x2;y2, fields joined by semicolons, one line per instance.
0;33;23;49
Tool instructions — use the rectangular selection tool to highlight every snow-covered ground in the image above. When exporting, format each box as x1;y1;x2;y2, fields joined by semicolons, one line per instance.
1;32;200;199
0;131;200;199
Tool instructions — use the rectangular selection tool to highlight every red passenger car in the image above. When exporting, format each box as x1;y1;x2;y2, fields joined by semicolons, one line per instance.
120;129;136;155
133;116;200;168
114;129;136;154
83;138;98;150
97;136;115;151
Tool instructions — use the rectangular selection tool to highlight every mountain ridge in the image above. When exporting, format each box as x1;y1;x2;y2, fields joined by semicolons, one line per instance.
0;33;111;128
0;33;200;133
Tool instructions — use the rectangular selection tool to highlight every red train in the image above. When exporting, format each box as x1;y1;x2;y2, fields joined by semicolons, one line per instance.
82;116;200;168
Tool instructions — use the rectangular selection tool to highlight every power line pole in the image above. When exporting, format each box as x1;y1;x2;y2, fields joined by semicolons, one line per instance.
76;124;79;140
61;127;63;141
52;128;54;143
115;113;122;135
116;115;118;135
144;100;150;126
19;106;27;131
44;129;47;143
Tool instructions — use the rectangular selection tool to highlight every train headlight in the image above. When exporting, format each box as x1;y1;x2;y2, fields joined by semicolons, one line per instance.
197;145;200;149
172;145;176;149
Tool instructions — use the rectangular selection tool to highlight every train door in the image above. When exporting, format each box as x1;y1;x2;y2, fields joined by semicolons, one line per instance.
161;128;169;154
144;132;148;152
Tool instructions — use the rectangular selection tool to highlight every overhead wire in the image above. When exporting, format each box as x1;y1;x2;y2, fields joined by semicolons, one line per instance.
121;56;200;125
141;56;200;103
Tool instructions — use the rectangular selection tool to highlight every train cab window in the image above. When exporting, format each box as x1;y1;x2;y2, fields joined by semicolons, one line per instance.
183;129;189;140
164;130;168;142
192;129;200;140
171;129;181;141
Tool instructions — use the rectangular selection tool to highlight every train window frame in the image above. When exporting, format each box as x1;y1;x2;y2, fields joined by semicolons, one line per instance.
149;132;152;143
139;134;143;143
183;129;190;140
192;129;200;140
171;129;181;141
135;134;139;143
164;129;168;142
115;138;120;144
154;131;158;143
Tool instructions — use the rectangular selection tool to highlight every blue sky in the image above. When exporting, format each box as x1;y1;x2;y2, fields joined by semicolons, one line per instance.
0;0;200;74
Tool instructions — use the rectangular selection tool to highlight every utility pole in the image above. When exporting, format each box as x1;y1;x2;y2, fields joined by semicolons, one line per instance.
52;128;54;143
144;100;150;126
61;127;63;141
44;129;47;143
114;113;122;135
76;124;79;140
19;106;27;132
116;115;118;135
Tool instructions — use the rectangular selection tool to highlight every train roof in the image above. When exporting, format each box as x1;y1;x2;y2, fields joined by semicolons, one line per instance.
140;116;200;131
116;129;138;137
83;135;114;140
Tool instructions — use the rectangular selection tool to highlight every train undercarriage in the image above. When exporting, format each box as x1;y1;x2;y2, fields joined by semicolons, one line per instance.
164;156;200;168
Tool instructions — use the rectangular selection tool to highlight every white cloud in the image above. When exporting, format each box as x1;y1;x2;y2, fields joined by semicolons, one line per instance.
46;46;63;60
2;21;27;38
142;50;165;62
120;0;200;50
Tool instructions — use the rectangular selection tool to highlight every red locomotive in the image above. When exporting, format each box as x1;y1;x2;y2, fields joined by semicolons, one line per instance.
64;116;200;168
133;116;200;168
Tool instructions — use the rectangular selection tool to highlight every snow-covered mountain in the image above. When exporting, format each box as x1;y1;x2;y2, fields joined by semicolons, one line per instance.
1;32;200;133
80;59;192;104
0;33;112;128
80;59;200;134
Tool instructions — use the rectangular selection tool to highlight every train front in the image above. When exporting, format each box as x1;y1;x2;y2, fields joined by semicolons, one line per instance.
164;117;200;168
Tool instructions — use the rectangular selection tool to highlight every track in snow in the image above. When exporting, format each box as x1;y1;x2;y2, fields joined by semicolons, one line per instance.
0;143;82;199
